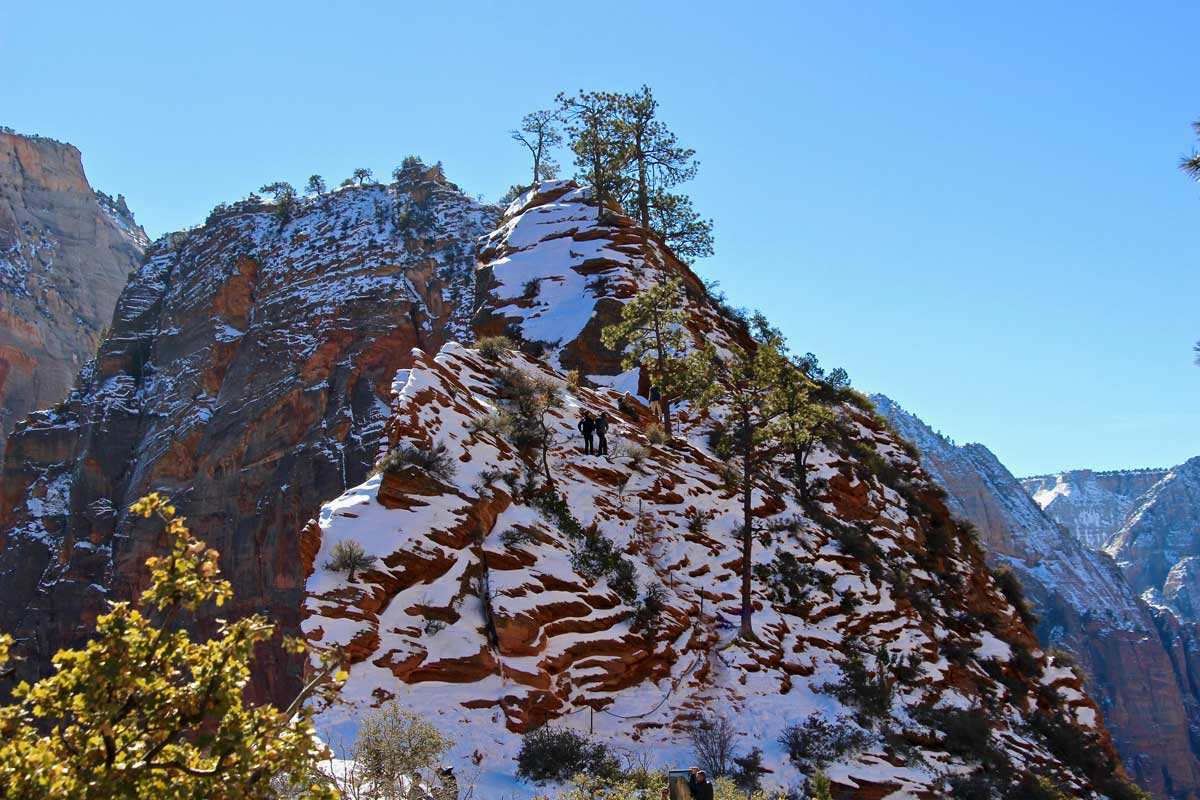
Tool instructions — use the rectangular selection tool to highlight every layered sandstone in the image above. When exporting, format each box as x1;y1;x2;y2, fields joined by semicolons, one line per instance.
0;130;147;462
0;166;495;705
303;187;1132;798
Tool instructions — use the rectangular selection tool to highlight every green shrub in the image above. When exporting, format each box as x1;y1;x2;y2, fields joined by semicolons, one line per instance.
353;703;453;796
571;527;638;604
816;639;894;724
685;508;712;535
779;714;873;769
475;335;516;361
915;704;1001;767
991;564;1038;628
500;528;537;549
373;442;458;482
515;727;619;784
753;554;811;609
631;584;667;638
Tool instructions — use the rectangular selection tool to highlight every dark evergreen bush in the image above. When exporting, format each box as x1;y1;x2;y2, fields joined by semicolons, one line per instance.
779;714;873;769
515;727;619;784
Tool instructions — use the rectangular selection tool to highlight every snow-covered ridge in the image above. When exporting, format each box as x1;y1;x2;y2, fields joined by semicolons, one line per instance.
475;181;744;378
303;345;1114;798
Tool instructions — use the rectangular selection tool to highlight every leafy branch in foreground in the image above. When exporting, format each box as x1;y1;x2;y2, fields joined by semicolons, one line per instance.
0;492;345;800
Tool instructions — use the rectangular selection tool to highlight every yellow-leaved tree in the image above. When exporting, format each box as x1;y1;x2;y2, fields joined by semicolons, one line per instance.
0;493;344;799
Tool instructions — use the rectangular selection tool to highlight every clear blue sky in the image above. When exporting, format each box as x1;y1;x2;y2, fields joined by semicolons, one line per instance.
2;1;1197;476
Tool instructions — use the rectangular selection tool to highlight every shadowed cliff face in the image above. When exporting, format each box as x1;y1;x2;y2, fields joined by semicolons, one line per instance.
875;394;1200;800
0;131;147;462
0;168;495;705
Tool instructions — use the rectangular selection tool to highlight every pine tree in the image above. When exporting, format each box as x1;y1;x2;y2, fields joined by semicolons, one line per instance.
260;181;297;223
697;326;789;638
600;277;706;436
305;174;326;197
512;109;563;186
612;86;714;261
351;167;373;186
557;90;628;220
0;493;343;800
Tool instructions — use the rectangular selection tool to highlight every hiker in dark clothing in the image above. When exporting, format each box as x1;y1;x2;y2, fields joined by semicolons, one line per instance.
648;385;663;419
618;391;639;419
579;411;596;454
689;769;714;800
595;412;610;456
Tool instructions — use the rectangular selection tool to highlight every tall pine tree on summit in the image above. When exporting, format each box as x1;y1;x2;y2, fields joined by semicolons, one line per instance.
553;87;714;261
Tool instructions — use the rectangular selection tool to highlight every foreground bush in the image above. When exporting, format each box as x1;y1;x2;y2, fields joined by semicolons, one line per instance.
0;493;343;800
353;702;453;799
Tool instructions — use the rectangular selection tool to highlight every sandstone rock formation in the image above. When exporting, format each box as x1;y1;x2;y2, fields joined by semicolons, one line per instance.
303;187;1133;799
0;130;147;463
0;165;495;705
875;395;1200;799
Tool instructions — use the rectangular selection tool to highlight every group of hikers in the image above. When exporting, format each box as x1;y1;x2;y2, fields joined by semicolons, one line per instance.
578;386;661;457
662;767;714;800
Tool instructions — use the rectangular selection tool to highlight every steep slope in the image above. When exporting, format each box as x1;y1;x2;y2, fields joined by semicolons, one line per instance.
0;129;147;462
1105;458;1200;605
1022;469;1168;550
0;164;495;706
874;395;1200;799
303;187;1133;799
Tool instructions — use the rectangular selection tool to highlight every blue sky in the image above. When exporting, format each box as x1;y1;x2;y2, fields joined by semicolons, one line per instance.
2;1;1196;476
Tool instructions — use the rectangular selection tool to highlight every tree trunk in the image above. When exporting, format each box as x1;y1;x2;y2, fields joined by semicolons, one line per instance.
740;430;755;638
653;317;672;437
636;134;649;228
794;446;808;503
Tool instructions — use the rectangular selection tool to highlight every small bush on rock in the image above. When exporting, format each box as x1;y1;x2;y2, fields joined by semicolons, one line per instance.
645;422;671;445
515;727;619;784
323;539;376;582
475;335;516;361
373;442;458;482
780;714;873;770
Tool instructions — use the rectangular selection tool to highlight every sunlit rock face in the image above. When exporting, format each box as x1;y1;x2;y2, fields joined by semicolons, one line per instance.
0;130;147;463
876;395;1200;799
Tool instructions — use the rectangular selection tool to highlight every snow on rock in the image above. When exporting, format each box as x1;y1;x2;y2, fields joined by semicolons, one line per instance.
0;164;497;707
304;344;1121;799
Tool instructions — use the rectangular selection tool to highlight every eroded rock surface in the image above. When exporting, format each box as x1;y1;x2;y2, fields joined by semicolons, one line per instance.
0;166;494;705
0;130;147;462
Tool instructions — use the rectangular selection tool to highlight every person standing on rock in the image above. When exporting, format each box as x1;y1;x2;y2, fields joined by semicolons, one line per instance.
648;385;663;419
618;391;639;419
595;412;610;456
579;411;596;455
689;769;714;800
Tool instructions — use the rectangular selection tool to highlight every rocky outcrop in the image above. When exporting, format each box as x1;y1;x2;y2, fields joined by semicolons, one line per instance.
0;130;147;462
1105;458;1200;602
303;188;1134;799
875;395;1200;799
0;165;495;706
1023;469;1168;550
